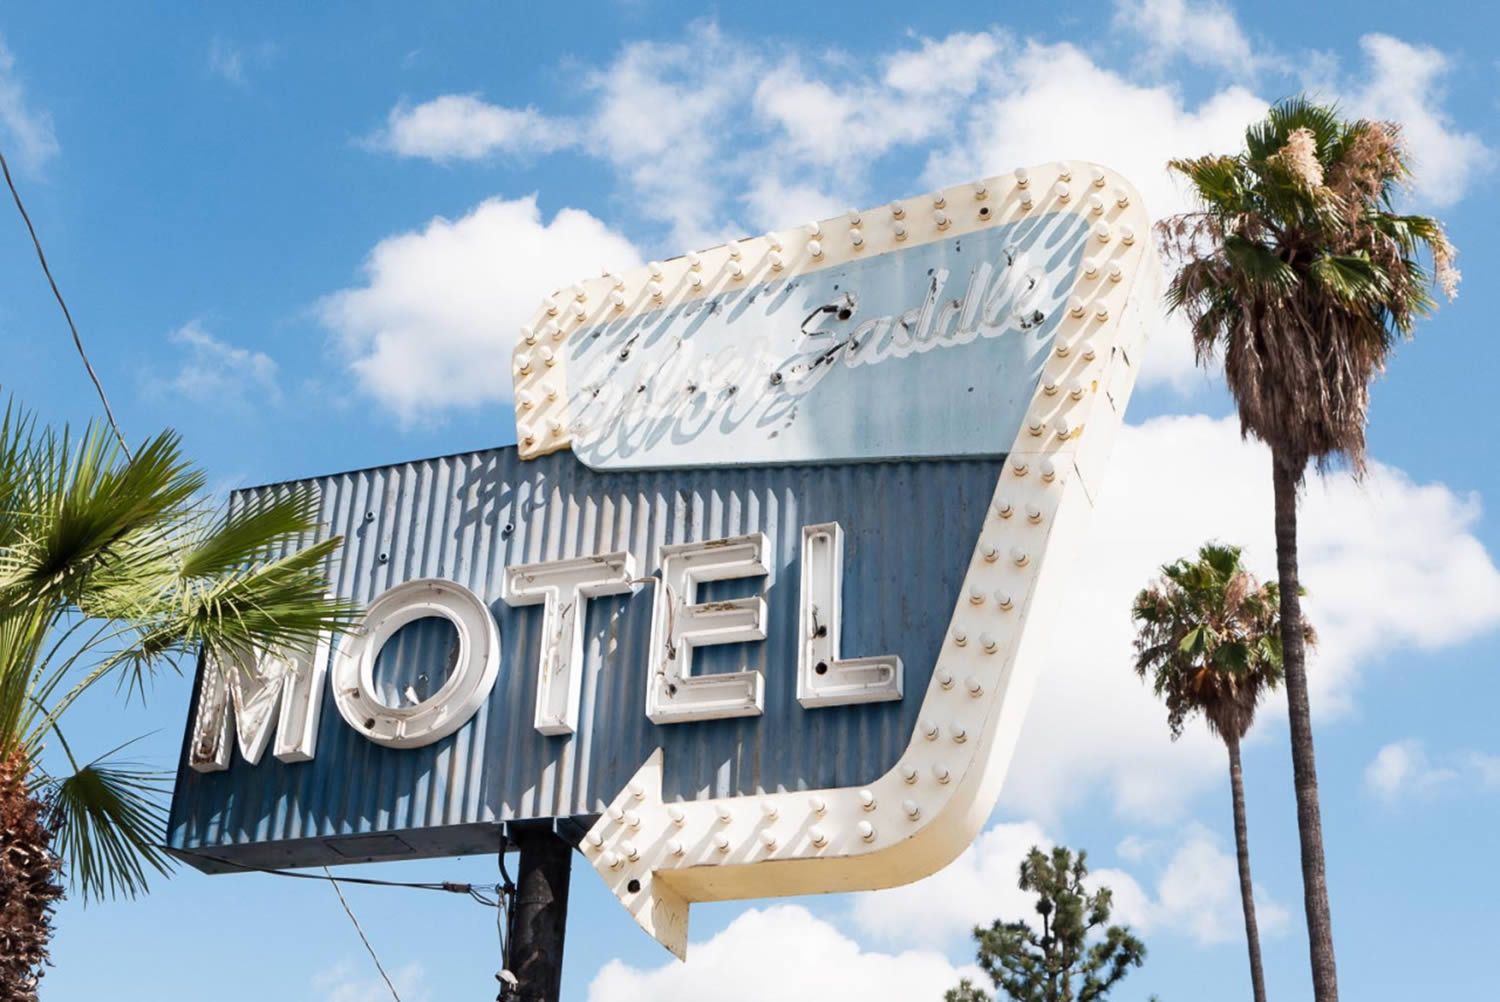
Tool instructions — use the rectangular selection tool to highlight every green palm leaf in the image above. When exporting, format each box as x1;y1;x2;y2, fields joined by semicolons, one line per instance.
0;391;358;916
47;751;174;901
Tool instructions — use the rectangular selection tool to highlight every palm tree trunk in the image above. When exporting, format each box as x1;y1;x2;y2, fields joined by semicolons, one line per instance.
1271;452;1338;1002
0;751;62;1002
1226;734;1268;1002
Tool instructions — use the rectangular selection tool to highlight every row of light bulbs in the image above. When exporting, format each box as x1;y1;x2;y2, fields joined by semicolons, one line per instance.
584;453;1068;871
577;168;1139;885
518;163;1134;353
586;781;938;867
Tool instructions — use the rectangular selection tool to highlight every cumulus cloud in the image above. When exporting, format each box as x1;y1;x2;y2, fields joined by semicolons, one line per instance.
587;905;976;1002
1337;34;1493;209
579;22;764;248
849;821;1057;948
318;195;640;421
917;39;1265;389
1000;415;1500;822
0;33;59;170
1112;0;1262;76
313;960;428;1002
155;322;281;407
352;24;1488;407
369;95;573;161
849;820;1286;951
1150;825;1289;944
1365;739;1500;800
208;36;279;88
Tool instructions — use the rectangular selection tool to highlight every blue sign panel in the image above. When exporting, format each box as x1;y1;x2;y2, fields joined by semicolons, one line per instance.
167;446;1005;870
563;213;1092;470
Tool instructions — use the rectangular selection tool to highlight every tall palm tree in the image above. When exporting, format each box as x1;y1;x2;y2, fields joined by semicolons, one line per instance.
1132;542;1308;1002
1159;98;1459;1002
0;399;355;1000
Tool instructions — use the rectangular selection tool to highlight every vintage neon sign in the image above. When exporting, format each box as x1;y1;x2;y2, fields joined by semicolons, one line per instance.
174;162;1158;963
188;520;898;771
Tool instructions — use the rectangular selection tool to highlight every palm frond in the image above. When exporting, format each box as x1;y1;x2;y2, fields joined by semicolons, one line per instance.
1307;253;1388;305
44;733;173;901
178;486;324;580
0;394;355;909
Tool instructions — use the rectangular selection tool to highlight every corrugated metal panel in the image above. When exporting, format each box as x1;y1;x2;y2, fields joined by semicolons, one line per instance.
168;446;1005;869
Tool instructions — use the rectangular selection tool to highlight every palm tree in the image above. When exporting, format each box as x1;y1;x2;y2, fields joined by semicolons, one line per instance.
1158;98;1459;1002
1132;542;1308;1002
0;399;355;1000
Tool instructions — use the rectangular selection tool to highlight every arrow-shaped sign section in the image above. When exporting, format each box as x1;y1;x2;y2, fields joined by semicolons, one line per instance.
512;162;1159;957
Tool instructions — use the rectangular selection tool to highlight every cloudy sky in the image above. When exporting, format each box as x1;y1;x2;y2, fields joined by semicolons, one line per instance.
2;1;1498;999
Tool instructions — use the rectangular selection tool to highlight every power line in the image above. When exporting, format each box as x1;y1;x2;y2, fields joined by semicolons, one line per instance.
166;846;501;897
324;866;403;1002
0;147;132;460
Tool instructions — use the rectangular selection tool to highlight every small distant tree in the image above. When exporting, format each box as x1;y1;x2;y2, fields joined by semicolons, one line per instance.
945;846;1147;1002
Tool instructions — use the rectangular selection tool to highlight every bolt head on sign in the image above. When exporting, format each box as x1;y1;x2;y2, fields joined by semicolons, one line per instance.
167;161;1156;964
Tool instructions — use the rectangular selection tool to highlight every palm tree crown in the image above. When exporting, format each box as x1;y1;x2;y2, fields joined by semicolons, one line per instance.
1131;542;1301;744
0;399;355;997
1160;97;1458;476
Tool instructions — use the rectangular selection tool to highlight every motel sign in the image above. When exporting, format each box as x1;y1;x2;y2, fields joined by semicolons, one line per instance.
169;162;1158;959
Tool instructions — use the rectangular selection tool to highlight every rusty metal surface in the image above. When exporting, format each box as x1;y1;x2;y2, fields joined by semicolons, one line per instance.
167;445;1004;869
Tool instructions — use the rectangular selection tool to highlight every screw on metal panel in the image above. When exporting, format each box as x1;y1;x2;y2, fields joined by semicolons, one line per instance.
378;552;389;563
364;511;375;522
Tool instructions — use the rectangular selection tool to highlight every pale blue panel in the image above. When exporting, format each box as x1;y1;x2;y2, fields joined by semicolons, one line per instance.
565;211;1091;469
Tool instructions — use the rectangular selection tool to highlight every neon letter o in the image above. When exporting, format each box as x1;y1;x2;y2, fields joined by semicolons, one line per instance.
332;578;500;749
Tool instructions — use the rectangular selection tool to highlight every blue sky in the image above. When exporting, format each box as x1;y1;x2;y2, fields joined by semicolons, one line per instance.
3;1;1499;999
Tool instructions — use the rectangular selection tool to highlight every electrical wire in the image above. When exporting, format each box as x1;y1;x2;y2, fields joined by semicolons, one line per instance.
0;148;132;460
324;866;403;1002
167;845;501;897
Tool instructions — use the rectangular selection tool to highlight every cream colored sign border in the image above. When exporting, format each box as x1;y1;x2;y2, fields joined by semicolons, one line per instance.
512;162;1159;959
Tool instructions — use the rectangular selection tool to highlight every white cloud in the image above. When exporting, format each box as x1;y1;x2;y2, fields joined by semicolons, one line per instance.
587;904;976;1002
371;95;572;162
1001;415;1500;822
849;821;1056;948
1151;825;1289;944
919;39;1266;390
580;22;764;248
160;322;281;406
1112;0;1261;76
1365;739;1500;800
849;819;1286;951
344;24;1489;409
312;960;428;1002
884;31;1005;96
1338;34;1493;209
318;195;640;421
208;36;278;88
208;36;246;85
0;33;59;170
1470;752;1500;789
1116;834;1160;862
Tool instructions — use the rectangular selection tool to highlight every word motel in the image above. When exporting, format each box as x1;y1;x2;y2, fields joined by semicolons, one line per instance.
189;520;903;772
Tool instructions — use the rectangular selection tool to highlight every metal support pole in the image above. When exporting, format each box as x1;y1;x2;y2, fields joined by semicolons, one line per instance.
507;827;573;1002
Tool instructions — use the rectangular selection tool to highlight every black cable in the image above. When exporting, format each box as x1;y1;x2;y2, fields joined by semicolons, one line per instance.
168;845;501;897
495;832;520;1001
324;866;403;1002
0;148;132;460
